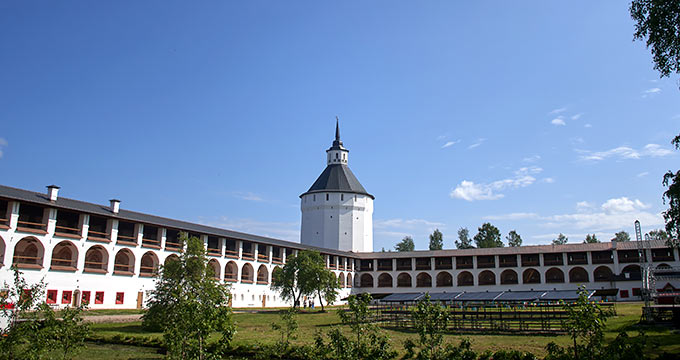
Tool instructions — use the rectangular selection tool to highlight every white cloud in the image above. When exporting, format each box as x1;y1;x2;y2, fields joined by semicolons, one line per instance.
584;123;592;128
199;216;300;242
637;171;649;178
571;113;584;120
642;87;662;98
436;134;447;140
542;177;555;183
450;167;542;201
578;143;674;161
576;201;594;210
551;118;566;126
375;218;444;230
549;107;567;115
601;197;650;213
232;192;265;202
484;212;539;221
441;140;460;148
467;138;485;149
522;155;541;163
0;138;6;159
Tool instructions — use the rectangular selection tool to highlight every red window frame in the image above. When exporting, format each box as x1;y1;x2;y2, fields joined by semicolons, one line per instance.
61;290;72;304
632;288;641;296
81;291;91;304
95;291;104;304
115;292;124;305
46;289;58;304
620;290;629;298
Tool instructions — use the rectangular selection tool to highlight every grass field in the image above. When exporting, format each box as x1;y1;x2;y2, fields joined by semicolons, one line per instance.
82;302;679;359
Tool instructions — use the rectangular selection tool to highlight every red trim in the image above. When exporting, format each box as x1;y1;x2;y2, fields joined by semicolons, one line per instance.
95;291;104;304
61;290;72;304
115;292;124;304
46;289;58;304
82;291;91;304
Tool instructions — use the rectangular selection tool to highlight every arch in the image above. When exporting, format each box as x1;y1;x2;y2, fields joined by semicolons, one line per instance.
657;263;671;269
257;264;269;284
397;273;412;287
50;240;78;269
500;269;518;285
621;264;641;280
12;237;44;268
436;272;453;287
377;273;393;287
478;270;496;285
569;267;589;283
0;235;5;267
360;273;373;287
164;254;180;265
84;245;108;272
140;251;159;276
347;273;353;288
523;268;541;284
338;273;345;287
225;261;239;281
416;272;432;287
113;249;135;274
545;267;565;283
593;266;613;282
241;263;254;283
457;271;474;286
208;259;221;280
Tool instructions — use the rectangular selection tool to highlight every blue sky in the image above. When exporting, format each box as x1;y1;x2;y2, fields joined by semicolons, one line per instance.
1;1;678;250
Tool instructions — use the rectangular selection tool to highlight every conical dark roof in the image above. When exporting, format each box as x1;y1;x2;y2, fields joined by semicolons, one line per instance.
301;164;374;199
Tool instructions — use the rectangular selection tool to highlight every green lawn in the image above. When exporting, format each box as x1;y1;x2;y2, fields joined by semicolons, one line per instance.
82;302;680;359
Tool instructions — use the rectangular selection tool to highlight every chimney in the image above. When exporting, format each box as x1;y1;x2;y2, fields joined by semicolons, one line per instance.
109;199;120;214
47;185;60;201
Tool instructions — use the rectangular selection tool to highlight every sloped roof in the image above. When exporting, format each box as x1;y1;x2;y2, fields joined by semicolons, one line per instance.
301;164;374;199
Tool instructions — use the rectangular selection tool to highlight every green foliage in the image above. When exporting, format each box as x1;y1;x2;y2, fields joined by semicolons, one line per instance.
406;294;450;359
271;250;339;310
506;230;522;247
584;234;600;244
40;303;90;360
456;227;475;249
143;233;235;360
395;236;415;252
646;229;669;241
614;231;631;242
630;0;680;79
271;308;298;351
429;229;444;250
662;136;680;247
474;223;503;248
552;233;568;245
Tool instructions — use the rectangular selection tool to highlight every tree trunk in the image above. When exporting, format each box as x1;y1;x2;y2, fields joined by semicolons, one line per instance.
317;289;325;311
573;335;578;360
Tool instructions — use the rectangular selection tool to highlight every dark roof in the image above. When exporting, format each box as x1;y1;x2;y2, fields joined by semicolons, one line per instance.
380;293;424;302
539;290;593;301
426;292;462;301
495;291;546;302
0;184;353;257
301;164;374;199
456;291;504;301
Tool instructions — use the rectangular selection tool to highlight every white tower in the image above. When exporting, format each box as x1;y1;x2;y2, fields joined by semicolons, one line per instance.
300;120;374;252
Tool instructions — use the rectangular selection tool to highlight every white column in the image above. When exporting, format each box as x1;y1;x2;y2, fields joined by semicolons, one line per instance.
9;201;20;229
80;214;89;240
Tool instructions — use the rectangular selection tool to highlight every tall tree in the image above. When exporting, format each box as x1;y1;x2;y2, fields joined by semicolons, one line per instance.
630;0;680;81
584;234;600;244
473;223;503;248
395;236;415;252
647;229;669;241
553;233;568;245
428;229;444;250
506;230;522;247
271;250;339;310
614;231;631;242
455;227;475;249
663;137;680;247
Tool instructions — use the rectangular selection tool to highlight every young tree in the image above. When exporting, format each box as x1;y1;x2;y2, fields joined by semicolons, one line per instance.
40;303;90;360
395;236;415;252
271;250;339;310
560;286;615;360
143;233;235;359
428;229;444;250
455;227;474;249
271;254;310;309
552;233;568;245
647;229;669;241
271;308;298;351
584;234;599;244
405;294;450;359
506;230;522;247
474;223;503;248
614;231;631;242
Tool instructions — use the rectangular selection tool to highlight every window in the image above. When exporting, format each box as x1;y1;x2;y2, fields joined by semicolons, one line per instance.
95;291;104;304
620;290;629;298
326;194;329;201
82;291;91;304
313;194;316;201
335;153;338;159
341;194;344;201
61;290;72;304
632;288;641;297
116;292;124;305
46;289;58;304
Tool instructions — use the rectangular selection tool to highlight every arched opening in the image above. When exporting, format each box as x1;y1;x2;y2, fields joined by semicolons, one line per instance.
569;267;589;283
338;273;345;287
594;266;613;282
397;273;412;287
50;241;78;270
416;273;432;287
657;263;671;269
378;273;393;287
257;265;269;284
12;237;44;269
113;249;135;275
241;263;254;283
347;273;352;288
140;251;159;276
478;270;496;285
500;269;518;285
523;268;541;284
84;246;108;273
164;254;180;266
457;271;474;286
545;267;565;283
225;261;238;282
621;264;641;280
360;273;373;287
436;272;453;287
0;236;6;267
208;259;221;280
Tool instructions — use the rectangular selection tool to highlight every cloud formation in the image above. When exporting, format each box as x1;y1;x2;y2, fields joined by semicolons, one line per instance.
642;87;661;98
374;218;445;241
450;166;543;201
577;143;674;161
199;216;300;241
467;138;485;149
441;140;460;148
551;118;566;126
0;138;7;159
232;191;265;202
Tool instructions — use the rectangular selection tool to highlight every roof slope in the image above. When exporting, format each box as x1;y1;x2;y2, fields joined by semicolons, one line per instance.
301;164;373;198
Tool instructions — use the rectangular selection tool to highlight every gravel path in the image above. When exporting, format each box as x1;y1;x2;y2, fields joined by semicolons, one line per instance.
83;314;143;323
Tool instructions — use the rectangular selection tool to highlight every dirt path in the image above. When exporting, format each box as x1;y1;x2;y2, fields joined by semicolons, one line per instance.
83;314;143;323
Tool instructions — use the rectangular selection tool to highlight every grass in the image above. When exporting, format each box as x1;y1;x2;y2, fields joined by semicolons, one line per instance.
82;302;680;359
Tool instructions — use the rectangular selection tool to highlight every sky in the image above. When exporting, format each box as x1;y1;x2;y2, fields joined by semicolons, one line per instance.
1;1;678;251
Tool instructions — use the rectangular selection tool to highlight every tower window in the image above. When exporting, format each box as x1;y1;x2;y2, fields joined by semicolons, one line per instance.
341;194;344;201
335;153;339;159
326;194;329;201
313;194;316;201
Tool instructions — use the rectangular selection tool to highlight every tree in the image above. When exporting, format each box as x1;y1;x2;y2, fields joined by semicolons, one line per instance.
455;227;474;249
40;303;90;360
506;230;522;247
663;137;680;247
428;229;443;250
584;234;599;243
647;229;669;241
395;236;415;252
614;230;631;242
271;308;298;351
271;250;339;311
473;223;503;248
552;233;568;245
143;233;235;359
630;0;680;80
405;294;450;359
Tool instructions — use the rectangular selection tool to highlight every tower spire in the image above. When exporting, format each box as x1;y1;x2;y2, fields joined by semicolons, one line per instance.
335;116;340;142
